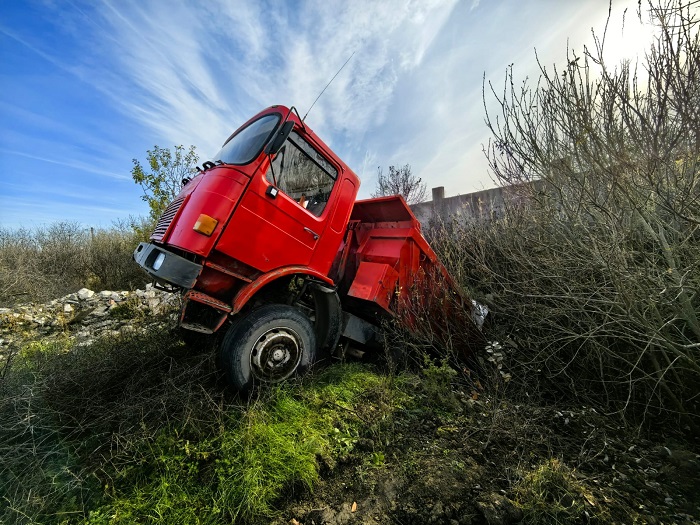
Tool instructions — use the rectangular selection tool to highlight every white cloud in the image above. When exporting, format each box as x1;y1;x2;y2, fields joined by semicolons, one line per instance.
65;0;459;161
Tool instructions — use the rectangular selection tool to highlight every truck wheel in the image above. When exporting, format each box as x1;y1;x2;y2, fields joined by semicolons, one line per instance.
220;304;316;392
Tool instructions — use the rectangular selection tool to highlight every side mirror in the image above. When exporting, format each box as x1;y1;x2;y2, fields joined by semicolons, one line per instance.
264;121;294;155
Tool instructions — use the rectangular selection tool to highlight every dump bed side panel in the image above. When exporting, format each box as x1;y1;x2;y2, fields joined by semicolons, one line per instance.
346;195;485;355
349;196;451;307
350;195;416;223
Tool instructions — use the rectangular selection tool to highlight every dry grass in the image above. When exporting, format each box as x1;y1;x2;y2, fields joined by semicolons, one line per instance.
0;220;149;306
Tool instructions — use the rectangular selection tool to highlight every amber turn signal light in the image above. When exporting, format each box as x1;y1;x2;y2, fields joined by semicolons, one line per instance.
193;214;218;236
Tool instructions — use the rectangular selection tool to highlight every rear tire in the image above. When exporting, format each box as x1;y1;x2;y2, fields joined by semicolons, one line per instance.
220;304;316;392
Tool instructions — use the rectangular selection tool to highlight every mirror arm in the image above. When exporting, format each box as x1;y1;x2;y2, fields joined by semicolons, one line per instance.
264;120;294;155
268;159;277;186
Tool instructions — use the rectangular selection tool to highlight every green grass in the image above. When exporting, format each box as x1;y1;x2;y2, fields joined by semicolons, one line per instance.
89;365;400;524
0;327;407;525
513;458;607;524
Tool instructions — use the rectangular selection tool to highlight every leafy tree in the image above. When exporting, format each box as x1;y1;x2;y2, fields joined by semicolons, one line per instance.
372;164;427;204
131;145;199;221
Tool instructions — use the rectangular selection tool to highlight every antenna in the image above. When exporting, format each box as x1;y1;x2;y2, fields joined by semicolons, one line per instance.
302;51;356;122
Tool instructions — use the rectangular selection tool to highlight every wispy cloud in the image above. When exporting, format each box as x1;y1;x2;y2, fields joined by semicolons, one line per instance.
57;0;459;157
0;179;135;205
0;0;654;229
0;194;143;228
0;26;76;76
0;149;130;180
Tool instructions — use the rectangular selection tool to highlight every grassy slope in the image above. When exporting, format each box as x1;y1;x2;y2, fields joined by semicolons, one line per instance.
1;308;698;525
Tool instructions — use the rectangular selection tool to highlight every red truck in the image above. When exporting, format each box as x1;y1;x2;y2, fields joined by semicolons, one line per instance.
134;105;484;391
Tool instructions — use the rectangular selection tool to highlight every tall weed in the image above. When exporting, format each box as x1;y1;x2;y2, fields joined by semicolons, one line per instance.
0;221;148;306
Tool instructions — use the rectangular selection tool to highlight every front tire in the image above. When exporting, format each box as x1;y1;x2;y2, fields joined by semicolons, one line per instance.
220;304;316;392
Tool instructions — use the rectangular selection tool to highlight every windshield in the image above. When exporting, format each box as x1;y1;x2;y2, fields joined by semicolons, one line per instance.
214;113;280;165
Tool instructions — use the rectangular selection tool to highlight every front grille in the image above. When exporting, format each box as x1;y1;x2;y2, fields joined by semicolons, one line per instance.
150;196;185;241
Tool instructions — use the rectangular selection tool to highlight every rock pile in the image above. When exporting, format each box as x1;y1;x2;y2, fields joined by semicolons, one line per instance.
0;285;179;356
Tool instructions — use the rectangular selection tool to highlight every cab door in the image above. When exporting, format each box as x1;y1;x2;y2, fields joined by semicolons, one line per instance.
216;131;339;274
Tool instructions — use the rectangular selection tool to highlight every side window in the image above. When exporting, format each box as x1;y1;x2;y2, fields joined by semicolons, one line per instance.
266;131;338;216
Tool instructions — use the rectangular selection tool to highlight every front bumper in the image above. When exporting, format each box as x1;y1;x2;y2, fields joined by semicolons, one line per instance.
133;242;202;289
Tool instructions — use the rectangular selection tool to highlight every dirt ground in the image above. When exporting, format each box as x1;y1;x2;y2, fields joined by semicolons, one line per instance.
274;385;700;525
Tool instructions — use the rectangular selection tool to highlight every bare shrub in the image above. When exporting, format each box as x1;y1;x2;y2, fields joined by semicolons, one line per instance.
468;1;700;429
0;227;38;303
35;221;90;290
0;222;149;306
372;164;428;204
0;222;87;304
85;222;149;292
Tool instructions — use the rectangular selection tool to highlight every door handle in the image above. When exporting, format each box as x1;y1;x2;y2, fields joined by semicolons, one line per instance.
304;227;319;241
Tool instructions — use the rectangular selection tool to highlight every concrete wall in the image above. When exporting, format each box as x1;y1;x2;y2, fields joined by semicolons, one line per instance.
410;186;506;225
409;182;543;226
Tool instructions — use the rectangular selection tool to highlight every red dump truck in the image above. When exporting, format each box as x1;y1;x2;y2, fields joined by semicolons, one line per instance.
134;105;484;391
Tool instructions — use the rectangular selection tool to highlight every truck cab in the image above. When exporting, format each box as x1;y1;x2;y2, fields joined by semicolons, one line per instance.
135;106;359;390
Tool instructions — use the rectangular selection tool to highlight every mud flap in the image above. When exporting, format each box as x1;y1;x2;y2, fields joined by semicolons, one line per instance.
309;282;343;355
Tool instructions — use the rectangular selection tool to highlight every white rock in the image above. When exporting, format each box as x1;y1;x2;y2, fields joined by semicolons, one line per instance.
99;291;113;298
92;306;109;317
77;288;95;300
147;298;161;311
64;304;74;314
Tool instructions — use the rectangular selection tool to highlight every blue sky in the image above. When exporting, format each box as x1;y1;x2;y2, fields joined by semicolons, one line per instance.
0;0;654;229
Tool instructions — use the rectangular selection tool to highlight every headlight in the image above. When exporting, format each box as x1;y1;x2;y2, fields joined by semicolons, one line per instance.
152;252;166;271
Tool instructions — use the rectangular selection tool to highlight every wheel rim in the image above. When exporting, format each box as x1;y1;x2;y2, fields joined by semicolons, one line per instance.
250;327;303;382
